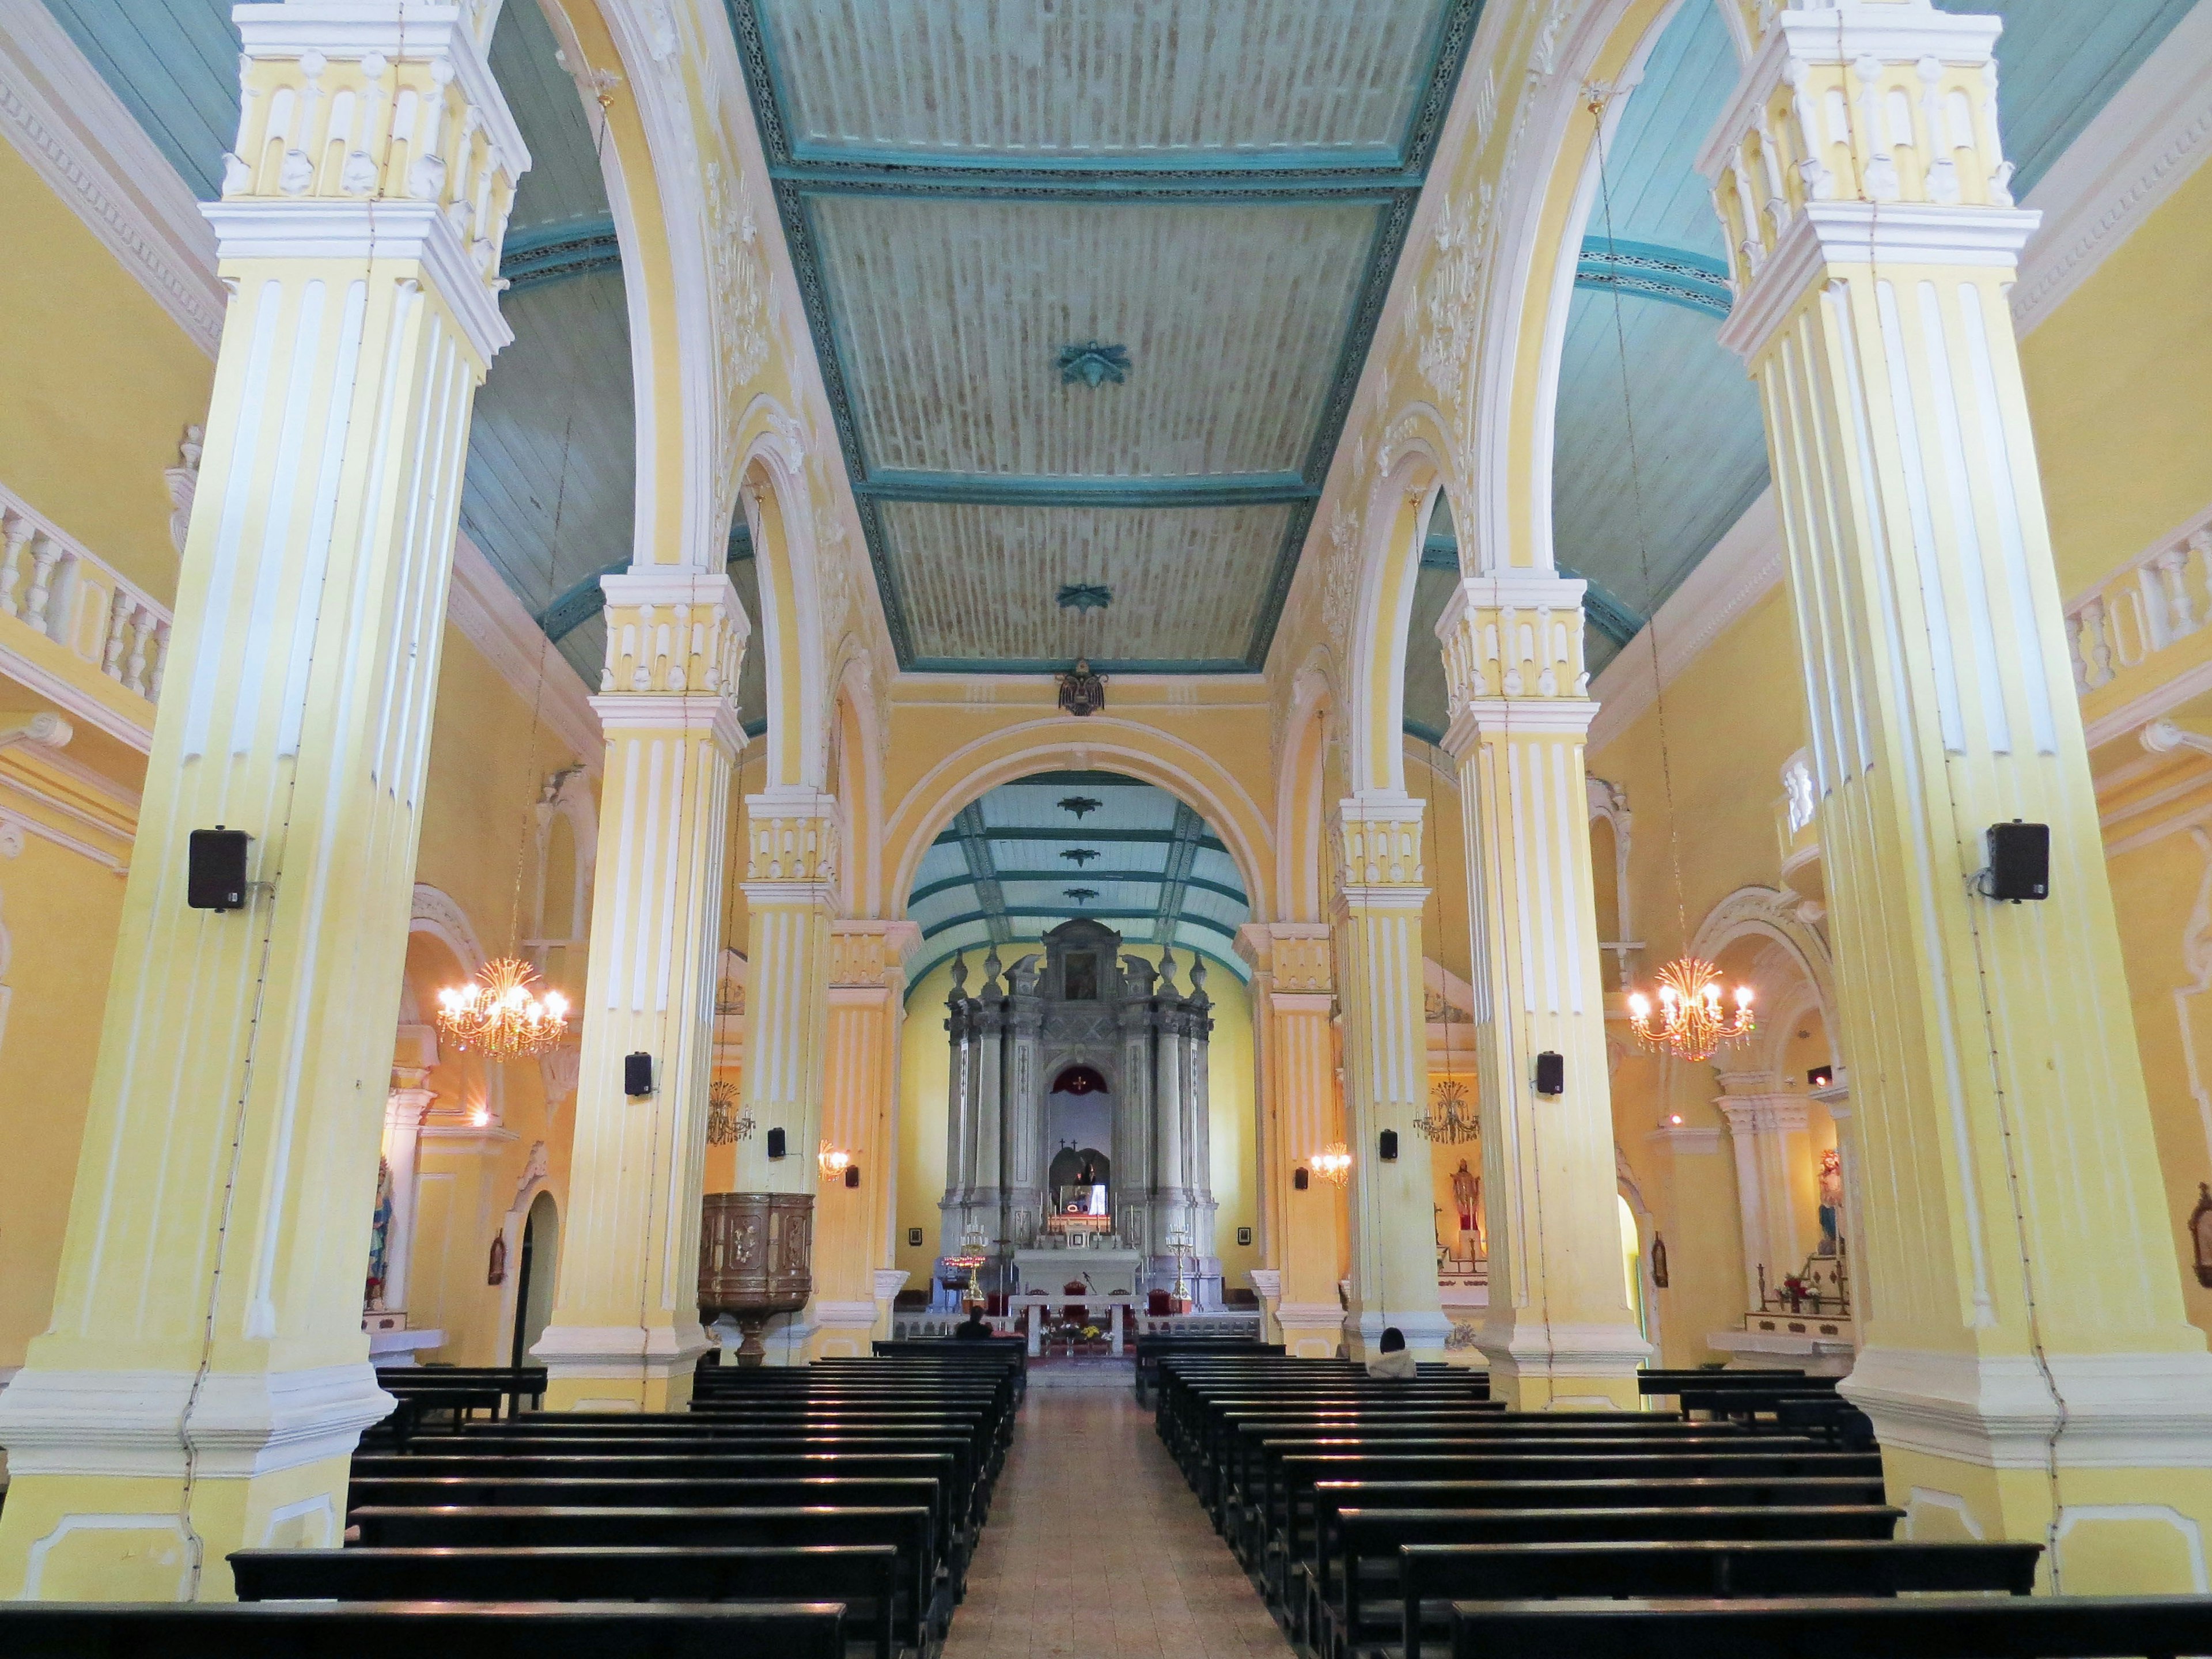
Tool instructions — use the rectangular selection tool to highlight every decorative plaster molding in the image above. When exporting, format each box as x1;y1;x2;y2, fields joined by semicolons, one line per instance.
1645;1123;1725;1155
446;533;601;773
2010;0;2212;337
0;4;225;356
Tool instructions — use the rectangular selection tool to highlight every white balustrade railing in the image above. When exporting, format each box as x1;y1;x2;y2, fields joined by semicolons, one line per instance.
2067;514;2212;693
0;486;171;702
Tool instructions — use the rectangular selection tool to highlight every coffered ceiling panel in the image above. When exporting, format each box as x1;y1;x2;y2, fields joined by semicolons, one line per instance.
812;195;1378;480
755;0;1453;162
882;499;1287;668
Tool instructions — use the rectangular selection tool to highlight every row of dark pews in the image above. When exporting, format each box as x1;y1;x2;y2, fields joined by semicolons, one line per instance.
1157;1353;2212;1659
0;1341;1024;1658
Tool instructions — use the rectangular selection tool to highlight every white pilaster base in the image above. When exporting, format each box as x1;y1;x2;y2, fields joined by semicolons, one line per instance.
1476;1319;1653;1399
1348;1308;1455;1361
0;1363;393;1479
531;1320;710;1389
1840;1344;2212;1468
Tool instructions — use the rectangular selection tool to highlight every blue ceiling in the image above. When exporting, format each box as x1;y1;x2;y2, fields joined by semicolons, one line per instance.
907;770;1252;988
728;0;1482;674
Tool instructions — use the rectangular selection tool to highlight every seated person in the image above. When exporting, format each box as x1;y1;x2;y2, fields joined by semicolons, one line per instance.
1365;1324;1416;1378
952;1304;993;1341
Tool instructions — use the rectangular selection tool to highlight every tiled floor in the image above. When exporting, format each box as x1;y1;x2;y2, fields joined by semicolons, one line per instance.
945;1387;1297;1657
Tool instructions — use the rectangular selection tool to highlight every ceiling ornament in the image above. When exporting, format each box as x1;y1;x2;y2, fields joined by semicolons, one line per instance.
1063;887;1098;906
1059;847;1099;866
1057;341;1130;388
1058;796;1101;819
1056;582;1111;613
1056;660;1107;718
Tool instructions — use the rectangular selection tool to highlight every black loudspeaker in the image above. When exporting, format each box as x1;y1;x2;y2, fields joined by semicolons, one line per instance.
767;1127;787;1160
1982;820;2050;902
843;1164;861;1188
623;1052;653;1096
187;826;249;911
1293;1168;1310;1191
1379;1129;1399;1162
1534;1051;1565;1096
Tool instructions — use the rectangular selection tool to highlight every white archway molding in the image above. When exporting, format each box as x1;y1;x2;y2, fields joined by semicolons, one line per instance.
830;650;888;917
1344;416;1455;798
410;884;486;977
737;416;830;791
882;719;1275;932
529;767;597;952
1274;656;1339;922
1690;885;1839;1036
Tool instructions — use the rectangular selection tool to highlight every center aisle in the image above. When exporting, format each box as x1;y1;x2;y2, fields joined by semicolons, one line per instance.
947;1387;1297;1657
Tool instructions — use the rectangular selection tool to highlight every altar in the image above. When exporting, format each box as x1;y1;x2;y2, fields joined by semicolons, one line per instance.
1012;1244;1142;1300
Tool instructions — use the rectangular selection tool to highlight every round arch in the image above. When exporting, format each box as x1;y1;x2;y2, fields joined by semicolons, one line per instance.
882;720;1275;932
1343;412;1457;800
1275;658;1338;922
735;421;829;793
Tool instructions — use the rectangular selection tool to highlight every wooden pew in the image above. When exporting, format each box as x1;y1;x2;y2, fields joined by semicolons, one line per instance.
232;1546;900;1659
1303;1486;1894;1632
1445;1594;2212;1659
1305;1505;1904;1658
0;1601;846;1659
377;1364;548;1414
1384;1540;2039;1659
347;1506;943;1647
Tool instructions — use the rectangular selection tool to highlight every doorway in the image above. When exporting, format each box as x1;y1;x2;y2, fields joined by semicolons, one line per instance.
510;1189;559;1370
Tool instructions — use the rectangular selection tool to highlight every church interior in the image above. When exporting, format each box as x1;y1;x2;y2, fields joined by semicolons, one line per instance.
0;0;2210;1647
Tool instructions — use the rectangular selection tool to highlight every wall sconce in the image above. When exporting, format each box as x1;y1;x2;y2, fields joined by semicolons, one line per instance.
819;1142;853;1181
1312;1143;1352;1185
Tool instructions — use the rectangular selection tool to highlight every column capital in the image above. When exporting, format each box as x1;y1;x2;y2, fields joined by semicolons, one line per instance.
829;919;923;988
1716;1094;1810;1137
1328;793;1426;906
1434;573;1596;756
743;786;841;898
1234;922;1333;993
384;1085;435;1128
598;571;749;704
1699;1;2037;359
213;3;528;362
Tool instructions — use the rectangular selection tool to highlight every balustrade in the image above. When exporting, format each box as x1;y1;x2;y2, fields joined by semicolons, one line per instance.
0;488;172;704
2067;520;2212;692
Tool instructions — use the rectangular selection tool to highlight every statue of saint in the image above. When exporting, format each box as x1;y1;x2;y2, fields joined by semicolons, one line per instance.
364;1156;394;1309
1450;1158;1483;1251
1817;1147;1844;1256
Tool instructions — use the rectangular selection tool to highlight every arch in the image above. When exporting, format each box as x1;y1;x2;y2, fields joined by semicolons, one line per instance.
529;767;596;951
410;884;486;976
1275;658;1337;922
1344;415;1456;798
882;719;1275;931
493;1142;556;1370
1690;885;1839;1036
737;429;829;792
830;653;886;918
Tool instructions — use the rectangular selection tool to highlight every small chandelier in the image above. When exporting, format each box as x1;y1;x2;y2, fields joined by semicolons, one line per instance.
1627;956;1754;1063
435;956;569;1060
1416;1078;1480;1144
1312;1142;1353;1185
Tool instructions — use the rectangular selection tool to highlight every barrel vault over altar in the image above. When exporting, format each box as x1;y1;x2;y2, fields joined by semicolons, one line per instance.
938;918;1222;1309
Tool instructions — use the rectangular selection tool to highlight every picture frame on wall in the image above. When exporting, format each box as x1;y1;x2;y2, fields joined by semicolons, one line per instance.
907;1226;924;1248
1236;1226;1252;1247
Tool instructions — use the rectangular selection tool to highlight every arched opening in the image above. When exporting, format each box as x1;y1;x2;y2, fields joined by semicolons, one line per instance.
509;1188;560;1371
894;768;1259;1319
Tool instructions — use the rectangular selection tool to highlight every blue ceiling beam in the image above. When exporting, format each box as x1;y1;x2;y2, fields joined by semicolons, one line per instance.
920;906;1242;943
910;869;1249;907
858;470;1319;510
500;215;623;291
1573;237;1733;320
930;827;1230;852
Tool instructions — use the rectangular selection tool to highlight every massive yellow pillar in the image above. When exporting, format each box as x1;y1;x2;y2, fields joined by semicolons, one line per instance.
731;787;841;1363
1329;797;1448;1359
1706;0;2212;1585
536;574;745;1410
1437;575;1650;1407
1236;923;1350;1357
0;3;524;1598
808;920;921;1358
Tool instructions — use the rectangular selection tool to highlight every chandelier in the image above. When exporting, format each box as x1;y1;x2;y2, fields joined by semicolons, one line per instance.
435;956;569;1059
706;1081;748;1146
1312;1142;1353;1185
1415;1077;1480;1144
819;1141;853;1179
1626;956;1754;1064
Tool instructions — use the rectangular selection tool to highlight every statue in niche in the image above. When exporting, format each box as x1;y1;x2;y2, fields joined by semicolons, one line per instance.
364;1156;394;1309
1817;1146;1844;1256
1450;1157;1483;1251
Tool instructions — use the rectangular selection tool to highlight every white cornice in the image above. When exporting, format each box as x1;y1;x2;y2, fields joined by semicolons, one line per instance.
1589;486;1787;755
0;3;224;357
2010;0;2212;337
447;532;601;773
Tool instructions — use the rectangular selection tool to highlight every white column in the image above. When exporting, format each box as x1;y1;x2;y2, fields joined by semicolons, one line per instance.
1714;1073;1811;1309
379;1080;435;1317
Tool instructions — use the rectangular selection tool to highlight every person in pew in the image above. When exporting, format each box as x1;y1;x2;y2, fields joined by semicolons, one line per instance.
953;1304;993;1341
1367;1327;1416;1380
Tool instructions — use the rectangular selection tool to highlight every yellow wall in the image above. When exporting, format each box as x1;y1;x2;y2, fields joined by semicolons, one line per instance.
893;944;1262;1296
0;141;213;603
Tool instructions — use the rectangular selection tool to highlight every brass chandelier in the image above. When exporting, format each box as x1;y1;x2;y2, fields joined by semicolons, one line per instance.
1626;955;1754;1065
435;956;569;1059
